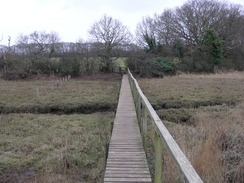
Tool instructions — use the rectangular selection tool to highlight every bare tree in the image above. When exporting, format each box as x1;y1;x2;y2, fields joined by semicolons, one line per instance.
154;10;177;46
16;31;61;60
15;31;61;75
0;36;12;77
89;15;132;72
174;0;242;48
75;39;99;74
136;16;156;50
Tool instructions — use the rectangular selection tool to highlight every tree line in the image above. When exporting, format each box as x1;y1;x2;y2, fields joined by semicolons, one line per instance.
133;0;244;76
0;0;243;79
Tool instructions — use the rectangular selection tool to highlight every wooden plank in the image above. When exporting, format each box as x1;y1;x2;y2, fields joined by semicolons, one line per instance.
105;167;150;171
105;170;150;174
107;156;146;160
105;173;151;178
107;159;147;163
106;162;148;166
104;177;151;182
107;156;147;160
109;146;143;149
108;146;143;149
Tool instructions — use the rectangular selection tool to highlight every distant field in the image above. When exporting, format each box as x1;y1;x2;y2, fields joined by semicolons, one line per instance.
0;113;113;183
0;77;121;113
138;72;244;183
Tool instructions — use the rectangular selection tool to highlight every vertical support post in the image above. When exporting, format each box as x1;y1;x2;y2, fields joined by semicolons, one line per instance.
142;105;147;152
52;80;54;91
137;93;141;129
154;131;163;183
133;81;136;106
133;80;136;98
36;87;39;98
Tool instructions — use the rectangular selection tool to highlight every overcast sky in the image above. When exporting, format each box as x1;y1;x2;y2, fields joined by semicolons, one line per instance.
0;0;243;45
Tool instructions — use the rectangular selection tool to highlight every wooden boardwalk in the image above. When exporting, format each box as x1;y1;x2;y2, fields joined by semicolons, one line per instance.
104;74;152;183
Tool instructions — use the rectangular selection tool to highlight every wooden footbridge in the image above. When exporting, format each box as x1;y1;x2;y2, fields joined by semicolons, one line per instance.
104;70;203;183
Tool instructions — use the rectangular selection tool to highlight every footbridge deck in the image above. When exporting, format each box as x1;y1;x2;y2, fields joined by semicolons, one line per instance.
104;74;152;183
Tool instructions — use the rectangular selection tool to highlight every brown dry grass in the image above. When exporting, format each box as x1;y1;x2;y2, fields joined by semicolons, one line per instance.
139;71;244;183
167;103;244;183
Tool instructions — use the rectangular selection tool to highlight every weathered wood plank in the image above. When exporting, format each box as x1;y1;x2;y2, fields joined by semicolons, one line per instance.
105;167;150;171
105;170;150;174
107;156;146;160
105;173;151;178
106;162;149;166
104;177;151;182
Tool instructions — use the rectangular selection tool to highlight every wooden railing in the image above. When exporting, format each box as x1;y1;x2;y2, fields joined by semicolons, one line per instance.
127;69;203;183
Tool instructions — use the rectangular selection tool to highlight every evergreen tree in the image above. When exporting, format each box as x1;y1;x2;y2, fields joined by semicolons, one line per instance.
198;28;224;72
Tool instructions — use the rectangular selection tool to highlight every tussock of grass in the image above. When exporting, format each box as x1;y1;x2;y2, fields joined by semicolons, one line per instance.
0;113;113;183
0;79;120;114
156;104;233;124
157;108;193;124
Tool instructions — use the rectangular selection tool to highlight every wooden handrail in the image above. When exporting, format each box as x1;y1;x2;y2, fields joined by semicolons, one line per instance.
127;69;203;183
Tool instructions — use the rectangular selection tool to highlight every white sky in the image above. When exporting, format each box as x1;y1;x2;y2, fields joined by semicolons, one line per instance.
0;0;243;45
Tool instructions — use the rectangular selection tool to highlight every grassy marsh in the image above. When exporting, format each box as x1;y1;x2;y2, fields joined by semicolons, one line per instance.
0;78;121;113
0;75;121;182
139;72;244;109
139;72;244;183
0;113;113;183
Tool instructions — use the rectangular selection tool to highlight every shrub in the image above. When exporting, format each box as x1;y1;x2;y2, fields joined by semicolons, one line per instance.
155;57;176;75
59;55;81;77
128;50;176;77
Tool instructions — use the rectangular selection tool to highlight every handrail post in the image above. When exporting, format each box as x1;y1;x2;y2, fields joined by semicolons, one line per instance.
137;93;142;128
132;81;136;101
154;131;163;183
142;104;147;152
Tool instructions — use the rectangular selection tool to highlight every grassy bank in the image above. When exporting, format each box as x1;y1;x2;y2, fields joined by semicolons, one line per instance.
138;72;244;183
0;113;113;183
0;78;121;114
